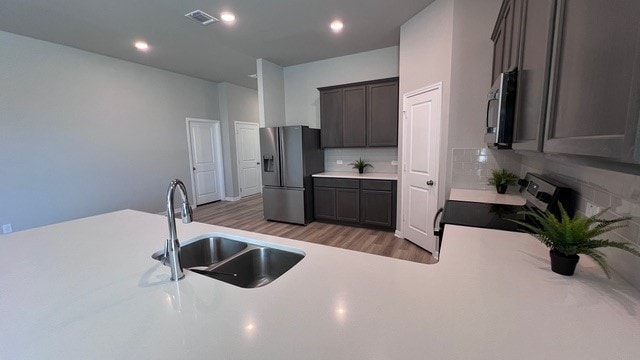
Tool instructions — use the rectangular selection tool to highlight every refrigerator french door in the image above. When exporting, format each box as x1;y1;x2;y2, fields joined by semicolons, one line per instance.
259;126;323;225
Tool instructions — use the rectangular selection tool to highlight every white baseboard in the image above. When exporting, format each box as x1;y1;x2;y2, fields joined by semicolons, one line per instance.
224;196;241;201
394;230;403;238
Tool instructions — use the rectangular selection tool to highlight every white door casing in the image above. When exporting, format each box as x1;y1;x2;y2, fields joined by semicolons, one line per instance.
401;83;442;255
235;122;262;198
186;119;225;205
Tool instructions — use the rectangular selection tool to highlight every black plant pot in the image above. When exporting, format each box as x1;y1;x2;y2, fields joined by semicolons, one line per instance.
496;184;508;194
358;168;364;174
549;250;580;276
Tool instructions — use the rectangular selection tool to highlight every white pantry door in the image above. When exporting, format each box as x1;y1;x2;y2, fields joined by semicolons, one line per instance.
187;119;224;205
235;122;262;197
402;84;442;255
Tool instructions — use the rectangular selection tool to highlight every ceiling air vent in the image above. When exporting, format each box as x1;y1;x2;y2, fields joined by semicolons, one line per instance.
185;10;219;25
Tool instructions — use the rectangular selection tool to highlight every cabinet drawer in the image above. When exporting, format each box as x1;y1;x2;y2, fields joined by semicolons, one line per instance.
360;180;393;191
314;178;359;189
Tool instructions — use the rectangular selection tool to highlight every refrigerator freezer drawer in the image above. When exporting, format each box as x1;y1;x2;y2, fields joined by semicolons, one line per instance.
263;187;306;225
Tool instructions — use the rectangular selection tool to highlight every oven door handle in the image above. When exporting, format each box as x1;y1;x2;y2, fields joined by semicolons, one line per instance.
433;207;444;236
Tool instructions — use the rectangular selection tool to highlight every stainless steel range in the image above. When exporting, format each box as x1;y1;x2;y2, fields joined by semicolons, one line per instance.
436;173;576;253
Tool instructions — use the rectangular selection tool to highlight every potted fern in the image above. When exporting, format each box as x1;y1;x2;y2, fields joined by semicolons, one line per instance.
512;204;640;277
488;169;519;194
350;158;373;174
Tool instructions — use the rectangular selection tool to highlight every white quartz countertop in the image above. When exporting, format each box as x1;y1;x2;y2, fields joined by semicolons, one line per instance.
2;210;639;359
312;171;397;180
449;187;526;206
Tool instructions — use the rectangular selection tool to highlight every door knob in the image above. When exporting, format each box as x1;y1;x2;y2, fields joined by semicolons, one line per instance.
426;180;434;186
192;167;196;171
256;162;260;165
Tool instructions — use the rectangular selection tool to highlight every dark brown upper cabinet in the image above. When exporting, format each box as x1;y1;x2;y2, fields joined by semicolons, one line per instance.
342;86;367;147
319;88;343;148
367;81;399;147
543;0;640;163
512;0;555;152
491;0;523;83
319;77;399;148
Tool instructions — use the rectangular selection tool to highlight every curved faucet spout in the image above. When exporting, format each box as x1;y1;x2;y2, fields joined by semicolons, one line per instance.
165;179;193;281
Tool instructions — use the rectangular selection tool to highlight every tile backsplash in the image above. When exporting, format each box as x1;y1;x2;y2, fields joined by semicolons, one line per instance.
450;148;521;190
324;148;398;173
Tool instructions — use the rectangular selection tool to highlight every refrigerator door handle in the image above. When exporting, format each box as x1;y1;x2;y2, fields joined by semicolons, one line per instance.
278;128;286;187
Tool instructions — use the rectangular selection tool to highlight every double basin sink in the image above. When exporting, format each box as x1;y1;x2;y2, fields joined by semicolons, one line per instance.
152;235;305;288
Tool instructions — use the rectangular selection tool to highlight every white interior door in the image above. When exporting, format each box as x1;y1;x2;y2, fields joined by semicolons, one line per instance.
402;84;442;255
235;122;262;198
187;119;224;205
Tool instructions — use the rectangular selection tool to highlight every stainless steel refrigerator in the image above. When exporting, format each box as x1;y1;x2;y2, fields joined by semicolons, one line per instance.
260;125;324;225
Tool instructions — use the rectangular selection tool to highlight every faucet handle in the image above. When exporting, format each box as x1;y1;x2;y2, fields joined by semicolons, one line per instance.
181;202;193;223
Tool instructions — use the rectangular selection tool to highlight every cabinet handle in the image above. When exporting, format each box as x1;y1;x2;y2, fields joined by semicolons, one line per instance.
426;180;434;186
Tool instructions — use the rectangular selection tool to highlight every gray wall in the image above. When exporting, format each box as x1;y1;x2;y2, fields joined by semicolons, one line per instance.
398;0;454;229
283;46;399;129
0;30;220;231
218;82;260;198
257;58;286;128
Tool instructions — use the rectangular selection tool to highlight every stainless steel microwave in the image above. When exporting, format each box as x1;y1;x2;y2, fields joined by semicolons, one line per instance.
485;69;517;149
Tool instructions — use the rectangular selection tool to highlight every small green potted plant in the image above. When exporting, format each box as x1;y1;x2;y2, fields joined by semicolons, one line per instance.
350;158;373;174
512;204;640;277
488;169;519;194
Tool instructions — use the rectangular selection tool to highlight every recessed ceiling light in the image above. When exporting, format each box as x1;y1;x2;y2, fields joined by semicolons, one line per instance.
330;20;344;32
220;12;236;23
134;41;149;51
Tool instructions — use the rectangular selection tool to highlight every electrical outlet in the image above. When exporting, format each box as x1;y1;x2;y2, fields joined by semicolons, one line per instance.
391;160;398;165
337;160;343;164
585;202;601;217
2;224;12;234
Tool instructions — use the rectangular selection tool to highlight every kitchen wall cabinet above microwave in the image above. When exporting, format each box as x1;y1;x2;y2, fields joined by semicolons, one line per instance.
491;0;523;83
318;78;399;148
493;0;640;164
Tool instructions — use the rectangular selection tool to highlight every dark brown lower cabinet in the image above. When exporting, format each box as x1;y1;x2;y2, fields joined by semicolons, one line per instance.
336;189;359;223
313;177;396;230
313;187;337;220
360;190;393;227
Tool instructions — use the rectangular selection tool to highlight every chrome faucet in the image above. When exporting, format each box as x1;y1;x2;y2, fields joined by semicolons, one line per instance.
164;179;193;281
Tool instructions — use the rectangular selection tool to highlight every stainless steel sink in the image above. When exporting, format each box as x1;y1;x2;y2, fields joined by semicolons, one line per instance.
152;236;248;268
212;247;304;288
179;237;248;268
152;235;304;288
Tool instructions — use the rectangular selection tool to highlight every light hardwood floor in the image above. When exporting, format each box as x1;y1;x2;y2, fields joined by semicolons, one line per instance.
193;195;437;264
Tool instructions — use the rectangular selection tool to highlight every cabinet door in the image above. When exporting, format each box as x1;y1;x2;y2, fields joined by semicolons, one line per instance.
320;89;343;148
336;188;359;223
367;81;399;147
342;85;367;147
544;0;640;162
314;187;336;220
492;20;506;83
360;190;393;228
508;0;523;72
492;0;523;82
512;0;555;152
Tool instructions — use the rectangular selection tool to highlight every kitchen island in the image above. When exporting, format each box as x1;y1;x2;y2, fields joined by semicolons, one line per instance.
2;210;639;359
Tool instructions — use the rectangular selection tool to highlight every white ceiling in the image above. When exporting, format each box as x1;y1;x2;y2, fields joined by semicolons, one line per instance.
0;0;435;89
